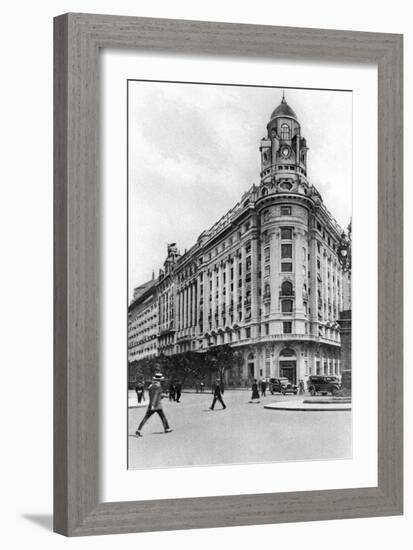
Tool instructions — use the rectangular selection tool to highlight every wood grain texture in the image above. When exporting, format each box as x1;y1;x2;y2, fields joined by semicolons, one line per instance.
53;13;403;536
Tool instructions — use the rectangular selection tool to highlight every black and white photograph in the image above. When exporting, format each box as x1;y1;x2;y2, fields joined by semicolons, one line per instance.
127;81;353;470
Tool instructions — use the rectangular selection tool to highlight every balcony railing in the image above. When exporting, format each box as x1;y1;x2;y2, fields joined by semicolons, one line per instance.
279;291;295;298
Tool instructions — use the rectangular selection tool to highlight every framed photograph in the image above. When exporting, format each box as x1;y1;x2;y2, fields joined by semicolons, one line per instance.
54;13;403;536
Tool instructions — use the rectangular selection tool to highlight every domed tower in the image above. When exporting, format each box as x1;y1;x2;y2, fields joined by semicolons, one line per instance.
260;92;309;190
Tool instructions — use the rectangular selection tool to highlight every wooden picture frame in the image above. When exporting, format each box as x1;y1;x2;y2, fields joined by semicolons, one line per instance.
53;13;403;536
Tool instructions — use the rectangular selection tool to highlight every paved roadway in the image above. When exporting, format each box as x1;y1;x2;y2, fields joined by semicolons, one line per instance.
128;390;352;470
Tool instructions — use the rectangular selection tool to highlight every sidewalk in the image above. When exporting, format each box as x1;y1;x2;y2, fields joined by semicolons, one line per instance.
264;397;352;412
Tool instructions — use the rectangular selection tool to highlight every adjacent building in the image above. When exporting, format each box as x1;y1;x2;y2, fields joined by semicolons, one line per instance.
128;277;159;363
128;94;351;387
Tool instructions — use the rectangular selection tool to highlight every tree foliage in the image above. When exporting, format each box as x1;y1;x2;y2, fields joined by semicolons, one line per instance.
128;345;241;387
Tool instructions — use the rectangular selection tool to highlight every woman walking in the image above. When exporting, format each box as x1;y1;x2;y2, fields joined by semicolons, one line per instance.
249;378;260;404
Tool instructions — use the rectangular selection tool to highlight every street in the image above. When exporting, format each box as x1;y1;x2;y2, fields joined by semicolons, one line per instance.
128;390;352;470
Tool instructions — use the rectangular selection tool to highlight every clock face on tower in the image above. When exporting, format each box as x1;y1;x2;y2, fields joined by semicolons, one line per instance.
281;146;291;158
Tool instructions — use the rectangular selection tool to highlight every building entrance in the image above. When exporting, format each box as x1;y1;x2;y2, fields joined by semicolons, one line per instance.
280;361;297;384
279;348;297;384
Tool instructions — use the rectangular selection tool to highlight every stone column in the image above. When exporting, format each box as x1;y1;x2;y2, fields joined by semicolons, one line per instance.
186;285;190;329
225;260;231;328
270;229;280;319
178;289;182;331
240;246;246;335
309;231;318;337
233;255;239;327
293;229;305;334
251;236;259;337
192;279;198;335
182;286;186;330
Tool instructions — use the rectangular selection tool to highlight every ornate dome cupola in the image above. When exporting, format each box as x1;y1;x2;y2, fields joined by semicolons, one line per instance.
259;92;309;192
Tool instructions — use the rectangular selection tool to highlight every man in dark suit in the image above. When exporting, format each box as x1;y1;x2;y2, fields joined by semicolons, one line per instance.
134;379;145;404
210;378;226;410
135;373;173;437
175;381;182;403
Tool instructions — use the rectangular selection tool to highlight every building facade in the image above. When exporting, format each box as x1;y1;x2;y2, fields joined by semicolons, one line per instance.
129;94;351;387
128;278;159;363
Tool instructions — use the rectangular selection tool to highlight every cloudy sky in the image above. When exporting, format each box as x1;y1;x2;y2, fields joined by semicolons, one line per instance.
128;81;352;298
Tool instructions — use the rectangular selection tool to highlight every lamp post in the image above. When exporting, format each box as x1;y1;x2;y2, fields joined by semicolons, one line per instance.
338;229;351;273
337;222;352;392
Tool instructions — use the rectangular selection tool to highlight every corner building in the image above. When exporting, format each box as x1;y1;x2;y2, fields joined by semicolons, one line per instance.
135;95;350;386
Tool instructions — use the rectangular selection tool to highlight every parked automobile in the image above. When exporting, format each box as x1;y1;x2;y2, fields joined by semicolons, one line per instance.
307;375;341;396
270;377;298;395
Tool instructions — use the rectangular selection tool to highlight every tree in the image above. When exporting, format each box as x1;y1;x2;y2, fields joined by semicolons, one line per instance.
204;344;239;383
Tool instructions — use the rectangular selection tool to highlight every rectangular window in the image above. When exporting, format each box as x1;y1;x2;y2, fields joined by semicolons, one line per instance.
281;227;292;240
281;244;292;258
245;327;251;338
281;300;293;313
281;262;293;272
264;265;270;277
283;321;292;334
264;247;270;262
281;205;292;216
265;323;269;335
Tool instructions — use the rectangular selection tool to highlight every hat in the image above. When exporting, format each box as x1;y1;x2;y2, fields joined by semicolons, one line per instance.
152;373;164;382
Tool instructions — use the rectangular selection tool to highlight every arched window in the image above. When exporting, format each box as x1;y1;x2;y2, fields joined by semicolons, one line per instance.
280;348;296;358
281;280;293;296
261;187;268;197
281;123;290;140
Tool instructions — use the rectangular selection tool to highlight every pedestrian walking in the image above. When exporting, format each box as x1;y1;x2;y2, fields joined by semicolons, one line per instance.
249;379;260;404
135;379;145;404
200;380;205;393
298;379;305;396
210;378;226;410
261;378;267;397
168;381;176;402
175;381;182;403
135;373;173;437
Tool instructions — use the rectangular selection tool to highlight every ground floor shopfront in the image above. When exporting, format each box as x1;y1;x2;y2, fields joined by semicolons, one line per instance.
224;340;342;387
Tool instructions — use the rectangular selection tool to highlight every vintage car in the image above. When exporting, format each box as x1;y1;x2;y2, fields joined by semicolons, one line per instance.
307;375;341;396
270;377;298;395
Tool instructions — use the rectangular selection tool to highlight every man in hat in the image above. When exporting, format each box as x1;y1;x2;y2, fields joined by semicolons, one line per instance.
135;372;172;436
210;378;226;410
